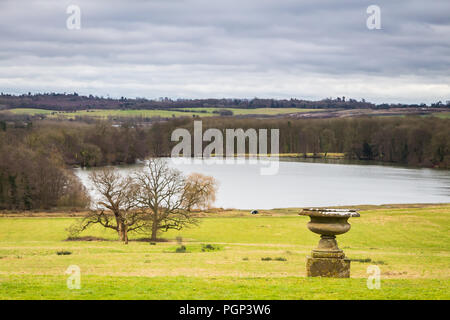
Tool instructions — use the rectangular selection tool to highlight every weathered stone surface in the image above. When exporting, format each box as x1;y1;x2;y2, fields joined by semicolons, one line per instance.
311;235;345;258
306;256;350;278
311;249;345;259
300;209;359;278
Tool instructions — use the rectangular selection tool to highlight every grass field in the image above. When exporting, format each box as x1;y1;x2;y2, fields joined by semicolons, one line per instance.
0;204;449;299
3;107;319;119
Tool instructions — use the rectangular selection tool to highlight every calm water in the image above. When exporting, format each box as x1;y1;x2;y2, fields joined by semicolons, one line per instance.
74;159;450;210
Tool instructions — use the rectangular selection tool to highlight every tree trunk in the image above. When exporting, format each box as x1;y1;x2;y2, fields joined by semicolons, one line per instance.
123;225;128;245
151;221;158;241
117;224;123;241
117;222;128;244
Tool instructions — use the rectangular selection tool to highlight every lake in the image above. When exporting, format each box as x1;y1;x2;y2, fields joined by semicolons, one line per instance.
74;158;450;210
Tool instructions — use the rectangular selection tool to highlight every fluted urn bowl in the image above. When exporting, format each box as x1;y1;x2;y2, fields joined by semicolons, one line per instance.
299;208;360;236
300;208;360;277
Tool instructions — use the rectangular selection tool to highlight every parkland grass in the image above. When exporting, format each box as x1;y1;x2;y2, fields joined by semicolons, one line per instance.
0;204;449;299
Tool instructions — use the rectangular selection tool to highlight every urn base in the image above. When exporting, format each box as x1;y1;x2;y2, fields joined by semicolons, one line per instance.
306;256;350;278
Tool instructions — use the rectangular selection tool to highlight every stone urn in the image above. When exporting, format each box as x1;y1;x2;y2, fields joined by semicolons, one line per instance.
299;208;360;278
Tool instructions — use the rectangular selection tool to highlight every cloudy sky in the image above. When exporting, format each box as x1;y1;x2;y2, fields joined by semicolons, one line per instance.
0;0;449;103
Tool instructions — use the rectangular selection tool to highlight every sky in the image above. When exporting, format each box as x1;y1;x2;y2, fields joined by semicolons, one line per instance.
0;0;449;104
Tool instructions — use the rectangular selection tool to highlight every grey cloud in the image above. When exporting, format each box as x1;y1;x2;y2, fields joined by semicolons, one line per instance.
0;0;449;103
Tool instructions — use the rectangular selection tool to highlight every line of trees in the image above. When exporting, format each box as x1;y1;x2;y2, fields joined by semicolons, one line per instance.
0;119;156;167
0;139;89;210
2;92;449;111
148;117;450;168
2;115;449;170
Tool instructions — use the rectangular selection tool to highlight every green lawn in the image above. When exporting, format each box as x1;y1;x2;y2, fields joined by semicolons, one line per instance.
0;204;449;299
2;107;319;119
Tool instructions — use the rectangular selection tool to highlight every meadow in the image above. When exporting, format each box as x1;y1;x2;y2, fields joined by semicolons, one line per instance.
3;107;319;119
0;204;449;299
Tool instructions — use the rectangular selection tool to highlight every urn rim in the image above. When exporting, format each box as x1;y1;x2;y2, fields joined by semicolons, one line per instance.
299;208;360;218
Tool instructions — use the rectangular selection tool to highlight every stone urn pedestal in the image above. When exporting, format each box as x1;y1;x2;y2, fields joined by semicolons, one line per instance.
299;208;360;278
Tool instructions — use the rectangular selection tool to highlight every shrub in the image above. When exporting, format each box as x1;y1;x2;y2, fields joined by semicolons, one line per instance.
201;244;221;252
350;258;372;263
175;245;187;253
261;257;287;261
56;250;72;255
65;236;106;241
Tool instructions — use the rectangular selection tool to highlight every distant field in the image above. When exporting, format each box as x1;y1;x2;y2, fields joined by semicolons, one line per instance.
2;107;319;119
180;107;318;116
432;112;450;119
4;108;54;115
0;204;448;299
4;108;207;118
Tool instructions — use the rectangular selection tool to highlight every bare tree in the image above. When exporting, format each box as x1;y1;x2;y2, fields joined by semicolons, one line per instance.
69;161;217;242
70;168;146;244
133;159;207;241
183;173;218;211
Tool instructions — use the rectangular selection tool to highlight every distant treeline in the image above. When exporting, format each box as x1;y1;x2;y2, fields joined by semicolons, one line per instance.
155;117;450;168
0;121;91;210
0;117;172;210
1;92;449;112
1;115;448;169
0;116;448;210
